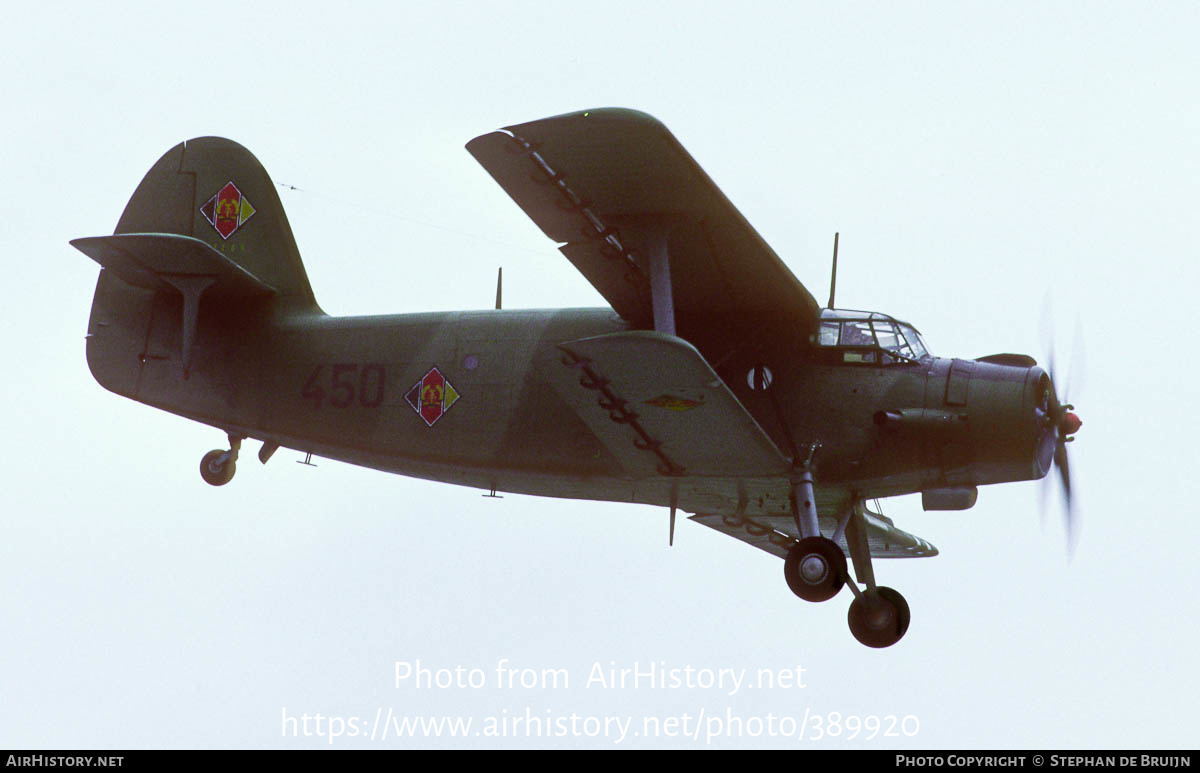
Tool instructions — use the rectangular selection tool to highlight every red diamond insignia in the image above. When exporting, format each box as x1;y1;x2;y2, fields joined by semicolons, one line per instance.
200;181;255;240
404;367;460;427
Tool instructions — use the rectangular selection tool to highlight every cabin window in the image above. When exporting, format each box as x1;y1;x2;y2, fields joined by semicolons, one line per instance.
819;320;840;346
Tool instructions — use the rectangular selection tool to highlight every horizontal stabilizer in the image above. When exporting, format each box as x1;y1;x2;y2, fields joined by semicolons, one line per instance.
546;330;791;477
71;233;277;299
72;233;277;377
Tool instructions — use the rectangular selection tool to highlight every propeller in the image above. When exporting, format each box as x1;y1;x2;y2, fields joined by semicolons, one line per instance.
1037;316;1084;553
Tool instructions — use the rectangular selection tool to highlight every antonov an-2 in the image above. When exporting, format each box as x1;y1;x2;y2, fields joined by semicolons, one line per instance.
72;108;1081;647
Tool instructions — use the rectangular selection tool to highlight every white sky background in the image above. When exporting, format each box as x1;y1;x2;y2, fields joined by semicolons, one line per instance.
2;0;1196;749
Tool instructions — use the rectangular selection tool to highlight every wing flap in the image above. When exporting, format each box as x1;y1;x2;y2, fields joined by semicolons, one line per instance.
543;330;791;477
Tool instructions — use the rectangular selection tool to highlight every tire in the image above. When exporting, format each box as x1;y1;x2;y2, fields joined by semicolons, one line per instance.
784;536;847;602
200;449;236;486
848;586;910;648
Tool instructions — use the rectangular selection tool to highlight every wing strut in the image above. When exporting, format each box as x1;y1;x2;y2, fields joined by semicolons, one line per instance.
844;500;877;590
646;230;676;336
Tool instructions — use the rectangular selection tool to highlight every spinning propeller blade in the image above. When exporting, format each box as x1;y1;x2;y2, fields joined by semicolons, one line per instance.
1040;312;1084;554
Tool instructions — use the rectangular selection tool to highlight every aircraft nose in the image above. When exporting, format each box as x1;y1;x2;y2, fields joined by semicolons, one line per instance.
1028;365;1081;479
1027;366;1057;479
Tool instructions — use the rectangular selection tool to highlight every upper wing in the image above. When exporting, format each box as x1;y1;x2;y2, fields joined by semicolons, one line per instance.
467;108;820;340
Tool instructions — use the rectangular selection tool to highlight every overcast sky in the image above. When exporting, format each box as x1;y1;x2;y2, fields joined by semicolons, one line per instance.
2;1;1197;749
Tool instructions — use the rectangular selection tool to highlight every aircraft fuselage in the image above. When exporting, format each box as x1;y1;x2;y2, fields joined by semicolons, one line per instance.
86;271;1045;518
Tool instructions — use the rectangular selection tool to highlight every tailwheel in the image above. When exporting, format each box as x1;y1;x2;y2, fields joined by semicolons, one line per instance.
200;449;235;486
784;536;847;602
199;435;242;486
847;586;910;648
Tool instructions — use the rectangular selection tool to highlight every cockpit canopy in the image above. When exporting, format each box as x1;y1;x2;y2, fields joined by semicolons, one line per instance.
818;308;932;364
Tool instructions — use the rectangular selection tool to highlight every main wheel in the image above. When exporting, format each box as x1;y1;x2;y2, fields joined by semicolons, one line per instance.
784;536;847;602
847;586;910;648
200;449;236;486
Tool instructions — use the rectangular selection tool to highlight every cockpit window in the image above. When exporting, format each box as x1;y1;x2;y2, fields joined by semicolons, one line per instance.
873;320;918;361
872;320;901;350
817;309;933;364
900;324;929;359
840;321;874;346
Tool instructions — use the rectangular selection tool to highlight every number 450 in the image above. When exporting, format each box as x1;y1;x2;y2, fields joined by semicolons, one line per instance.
302;363;386;409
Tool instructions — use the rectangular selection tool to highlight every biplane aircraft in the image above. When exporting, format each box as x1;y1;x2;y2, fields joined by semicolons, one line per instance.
72;109;1081;647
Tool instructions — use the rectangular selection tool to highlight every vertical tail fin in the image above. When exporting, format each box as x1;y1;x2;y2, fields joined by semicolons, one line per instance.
76;137;318;401
113;136;317;306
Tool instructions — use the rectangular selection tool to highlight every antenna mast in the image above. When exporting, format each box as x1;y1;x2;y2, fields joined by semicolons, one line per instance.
826;232;839;309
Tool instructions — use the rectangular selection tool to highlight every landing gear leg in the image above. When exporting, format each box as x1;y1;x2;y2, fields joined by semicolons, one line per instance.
783;467;847;602
843;500;910;648
200;434;242;486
